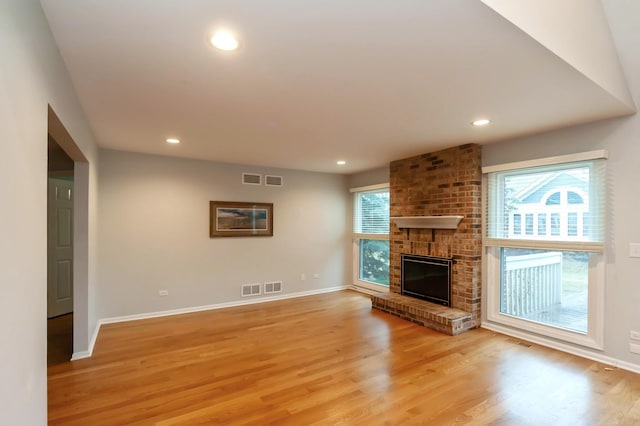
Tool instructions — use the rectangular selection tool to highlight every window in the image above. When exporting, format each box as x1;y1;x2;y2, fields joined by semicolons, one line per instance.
351;184;390;290
514;214;521;235
484;151;606;349
537;213;546;235
525;213;533;235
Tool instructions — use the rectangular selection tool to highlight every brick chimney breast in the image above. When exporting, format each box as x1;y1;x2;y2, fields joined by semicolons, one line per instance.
388;144;482;331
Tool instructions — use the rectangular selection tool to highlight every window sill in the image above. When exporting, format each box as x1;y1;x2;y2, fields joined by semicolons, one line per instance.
353;280;389;294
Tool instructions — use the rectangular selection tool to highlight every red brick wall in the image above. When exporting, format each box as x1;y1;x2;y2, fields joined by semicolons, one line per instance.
389;144;482;328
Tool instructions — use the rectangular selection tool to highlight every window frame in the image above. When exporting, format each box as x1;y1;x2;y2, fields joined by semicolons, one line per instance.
484;247;604;349
483;150;606;350
350;183;390;292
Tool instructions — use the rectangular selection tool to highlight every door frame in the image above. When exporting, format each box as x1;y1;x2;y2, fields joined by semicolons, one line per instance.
48;106;90;359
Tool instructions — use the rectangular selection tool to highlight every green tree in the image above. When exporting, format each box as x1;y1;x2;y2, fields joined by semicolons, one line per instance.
360;240;389;285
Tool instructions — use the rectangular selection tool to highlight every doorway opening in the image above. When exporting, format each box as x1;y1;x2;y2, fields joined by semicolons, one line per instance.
47;106;90;365
47;135;74;365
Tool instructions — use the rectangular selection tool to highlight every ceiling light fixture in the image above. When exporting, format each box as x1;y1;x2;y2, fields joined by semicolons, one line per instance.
472;119;491;127
166;138;180;144
210;31;240;51
337;160;346;165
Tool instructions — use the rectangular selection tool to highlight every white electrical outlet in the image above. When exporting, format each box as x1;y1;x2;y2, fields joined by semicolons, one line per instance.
313;273;320;279
300;273;306;281
630;343;640;355
159;289;169;296
630;331;640;341
630;243;640;258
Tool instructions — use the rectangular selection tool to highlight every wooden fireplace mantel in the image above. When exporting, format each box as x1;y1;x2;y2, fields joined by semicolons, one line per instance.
390;215;463;229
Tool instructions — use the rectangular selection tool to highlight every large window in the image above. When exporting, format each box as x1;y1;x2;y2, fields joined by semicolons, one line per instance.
484;151;606;349
351;184;390;290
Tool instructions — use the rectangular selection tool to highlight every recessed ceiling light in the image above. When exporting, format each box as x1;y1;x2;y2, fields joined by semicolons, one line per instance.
210;31;240;51
166;138;180;144
337;160;346;165
472;119;491;126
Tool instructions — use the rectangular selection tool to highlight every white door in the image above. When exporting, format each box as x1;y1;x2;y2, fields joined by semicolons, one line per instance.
48;178;74;318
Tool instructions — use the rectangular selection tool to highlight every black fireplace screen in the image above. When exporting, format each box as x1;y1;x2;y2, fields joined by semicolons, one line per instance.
401;254;452;306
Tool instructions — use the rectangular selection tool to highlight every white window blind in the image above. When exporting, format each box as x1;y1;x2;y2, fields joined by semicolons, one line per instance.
484;152;606;253
352;187;390;237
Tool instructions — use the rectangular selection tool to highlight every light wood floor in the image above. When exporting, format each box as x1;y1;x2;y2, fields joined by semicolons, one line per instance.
48;290;640;425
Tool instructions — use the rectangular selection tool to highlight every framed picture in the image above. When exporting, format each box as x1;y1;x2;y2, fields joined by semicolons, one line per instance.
210;201;273;237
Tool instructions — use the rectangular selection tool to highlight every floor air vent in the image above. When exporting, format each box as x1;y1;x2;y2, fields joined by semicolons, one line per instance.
506;338;532;348
242;173;262;185
241;283;261;297
264;175;283;187
264;281;282;294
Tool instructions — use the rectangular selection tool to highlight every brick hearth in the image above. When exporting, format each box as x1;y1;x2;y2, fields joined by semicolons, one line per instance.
371;144;482;335
370;292;472;335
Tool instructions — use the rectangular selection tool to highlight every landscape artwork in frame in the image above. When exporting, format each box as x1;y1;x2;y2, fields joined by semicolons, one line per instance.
210;201;273;237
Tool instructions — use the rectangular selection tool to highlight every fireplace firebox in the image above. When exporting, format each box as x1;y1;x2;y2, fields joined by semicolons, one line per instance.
401;254;452;306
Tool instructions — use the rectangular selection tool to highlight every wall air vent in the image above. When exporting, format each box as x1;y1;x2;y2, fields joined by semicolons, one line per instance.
264;281;283;294
264;175;283;187
241;283;262;297
242;173;262;185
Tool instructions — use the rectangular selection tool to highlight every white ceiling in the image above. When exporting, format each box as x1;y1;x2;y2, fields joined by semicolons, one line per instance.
40;0;633;174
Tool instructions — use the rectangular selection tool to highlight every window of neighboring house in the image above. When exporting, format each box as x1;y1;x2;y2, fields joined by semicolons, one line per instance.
525;213;533;235
351;184;390;291
538;213;547;235
514;214;521;235
483;150;606;349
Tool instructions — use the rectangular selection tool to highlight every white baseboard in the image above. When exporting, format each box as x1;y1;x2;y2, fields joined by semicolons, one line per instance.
482;321;640;375
71;321;102;361
100;285;348;325
72;286;348;360
70;351;90;361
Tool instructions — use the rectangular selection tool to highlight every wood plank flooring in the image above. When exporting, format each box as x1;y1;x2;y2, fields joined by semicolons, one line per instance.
48;290;640;425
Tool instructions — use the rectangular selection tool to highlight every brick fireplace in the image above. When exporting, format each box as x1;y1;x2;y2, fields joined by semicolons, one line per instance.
371;144;482;335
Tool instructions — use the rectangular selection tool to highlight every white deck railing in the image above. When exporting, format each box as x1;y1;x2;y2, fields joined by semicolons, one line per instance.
501;252;562;316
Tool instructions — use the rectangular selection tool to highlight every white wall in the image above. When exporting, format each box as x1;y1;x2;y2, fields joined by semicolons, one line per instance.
480;0;634;110
0;0;99;423
348;166;389;189
482;0;640;369
97;150;350;319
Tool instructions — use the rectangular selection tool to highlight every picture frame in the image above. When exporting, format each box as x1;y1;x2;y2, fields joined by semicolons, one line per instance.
209;201;273;238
